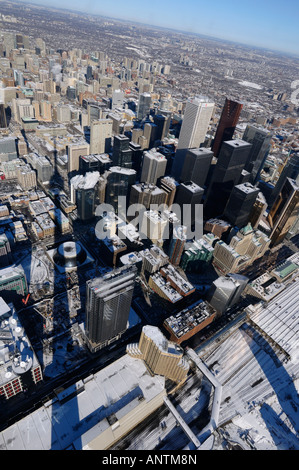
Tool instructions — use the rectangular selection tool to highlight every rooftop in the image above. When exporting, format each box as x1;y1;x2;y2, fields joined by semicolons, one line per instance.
0;353;165;450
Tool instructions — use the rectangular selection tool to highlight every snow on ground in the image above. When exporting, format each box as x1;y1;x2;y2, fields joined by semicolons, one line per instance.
199;321;299;450
18;249;53;291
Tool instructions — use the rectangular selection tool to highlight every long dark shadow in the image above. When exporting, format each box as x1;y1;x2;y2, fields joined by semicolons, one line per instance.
49;135;80;449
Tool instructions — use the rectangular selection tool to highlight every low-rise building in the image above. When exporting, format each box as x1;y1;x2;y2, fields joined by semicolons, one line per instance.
35;213;56;237
163;300;217;344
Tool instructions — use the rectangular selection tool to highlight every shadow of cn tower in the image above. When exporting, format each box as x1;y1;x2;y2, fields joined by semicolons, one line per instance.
44;136;81;450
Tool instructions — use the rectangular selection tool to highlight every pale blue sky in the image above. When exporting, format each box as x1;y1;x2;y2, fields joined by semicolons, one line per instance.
16;0;299;55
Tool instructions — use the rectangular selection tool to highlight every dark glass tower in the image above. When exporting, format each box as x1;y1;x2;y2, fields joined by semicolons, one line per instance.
75;186;96;221
153;114;168;141
269;151;299;207
204;139;252;219
268;178;299;247
212;98;243;158
129;142;143;176
242;125;272;183
0;104;7;128
112;135;132;168
224;182;259;228
180;148;213;187
175;181;204;226
106;167;136;214
85;265;137;352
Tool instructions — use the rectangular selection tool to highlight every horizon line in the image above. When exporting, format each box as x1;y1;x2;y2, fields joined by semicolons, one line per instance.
5;0;299;59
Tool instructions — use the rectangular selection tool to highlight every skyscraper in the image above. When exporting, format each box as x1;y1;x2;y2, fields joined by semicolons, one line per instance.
129;141;143;175
269;151;299;207
90;119;113;155
137;92;151;120
85;265;137;352
180;147;214;187
242;125;272;183
105;166;136;214
112;134;132;168
204;139;252;219
129;183;167;210
172;96;214;179
153;114;168;142
0;103;7;128
224;182;259;228
175;181;204;226
168;225;187;266
212;98;243;158
67;142;90;174
112;89;124;110
140;149;167;185
70;172;100;221
206;274;248;314
159;176;177;208
267;178;299;247
86;65;93;80
177;96;215;150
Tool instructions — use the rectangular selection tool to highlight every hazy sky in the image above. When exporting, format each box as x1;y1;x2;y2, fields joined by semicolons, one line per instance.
16;0;299;55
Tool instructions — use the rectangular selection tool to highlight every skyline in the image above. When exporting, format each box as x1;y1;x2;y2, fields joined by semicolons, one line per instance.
13;0;299;56
0;0;299;452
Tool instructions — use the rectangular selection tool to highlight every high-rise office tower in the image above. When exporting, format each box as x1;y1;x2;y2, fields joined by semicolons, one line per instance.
153;114;168;141
140;149;167;185
88;102;103;125
79;154;112;174
86;65;93;80
168;225;187;266
112;89;124;110
140;210;168;244
159;176;177;208
242;125;272;183
85;265;137;352
0;103;7;128
129;142;143;175
132;128;143;145
172;96;214;179
158;109;172;137
175;181;204;226
249;191;268;229
67;142;90;174
112;135;132;168
66;86;76;100
143;122;157;149
177;96;215;150
180;148;214;187
267;178;299;247
204;139;252;219
224;182;259;228
105;167;136;214
129;183;167;210
206;273;248;314
269;151;299;207
212;98;243;158
137;92;151;120
71;172;100;221
90;119;113;155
